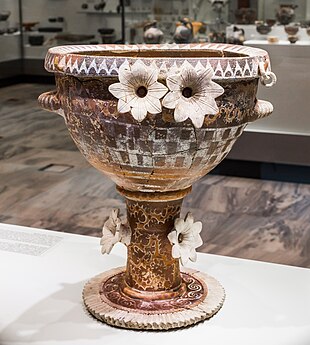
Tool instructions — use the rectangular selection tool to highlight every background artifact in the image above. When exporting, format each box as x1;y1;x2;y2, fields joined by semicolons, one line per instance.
143;21;164;44
174;18;193;43
276;4;298;25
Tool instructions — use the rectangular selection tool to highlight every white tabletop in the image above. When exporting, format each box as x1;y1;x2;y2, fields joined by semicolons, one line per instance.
0;222;309;345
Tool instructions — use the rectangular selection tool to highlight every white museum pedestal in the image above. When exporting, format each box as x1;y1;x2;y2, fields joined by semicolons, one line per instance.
0;222;309;344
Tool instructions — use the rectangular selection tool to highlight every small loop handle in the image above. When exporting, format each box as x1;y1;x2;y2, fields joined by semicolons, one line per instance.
259;61;277;88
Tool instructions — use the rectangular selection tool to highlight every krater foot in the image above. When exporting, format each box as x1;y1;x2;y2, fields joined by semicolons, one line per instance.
83;267;225;330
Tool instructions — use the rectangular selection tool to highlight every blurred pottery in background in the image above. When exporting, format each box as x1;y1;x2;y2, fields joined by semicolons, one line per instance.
266;19;276;27
256;22;272;35
288;35;298;44
284;23;299;36
234;7;257;24
22;22;39;31
227;26;245;45
174;18;193;43
94;1;106;11
267;36;279;44
284;23;299;44
191;21;203;35
143;21;164;44
276;4;298;25
98;28;115;44
28;35;44;46
300;20;310;28
0;11;10;21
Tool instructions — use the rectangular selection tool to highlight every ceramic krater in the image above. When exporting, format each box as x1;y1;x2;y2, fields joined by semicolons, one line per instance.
39;43;276;330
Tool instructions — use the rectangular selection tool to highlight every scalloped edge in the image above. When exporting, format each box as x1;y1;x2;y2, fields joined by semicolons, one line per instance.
83;267;225;330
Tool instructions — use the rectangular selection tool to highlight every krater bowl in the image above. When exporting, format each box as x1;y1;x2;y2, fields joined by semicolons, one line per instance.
39;43;276;330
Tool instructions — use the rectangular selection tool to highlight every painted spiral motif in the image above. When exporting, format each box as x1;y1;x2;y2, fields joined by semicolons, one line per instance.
100;272;206;313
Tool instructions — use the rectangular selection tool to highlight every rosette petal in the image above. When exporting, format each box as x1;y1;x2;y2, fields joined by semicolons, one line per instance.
167;212;204;266
108;60;167;121
100;208;131;255
163;64;224;128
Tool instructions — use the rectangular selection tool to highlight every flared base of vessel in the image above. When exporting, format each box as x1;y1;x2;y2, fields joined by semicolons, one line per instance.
83;267;225;330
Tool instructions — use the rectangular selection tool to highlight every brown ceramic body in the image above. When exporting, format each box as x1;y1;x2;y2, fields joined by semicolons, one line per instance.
39;44;273;193
38;44;275;329
55;74;256;192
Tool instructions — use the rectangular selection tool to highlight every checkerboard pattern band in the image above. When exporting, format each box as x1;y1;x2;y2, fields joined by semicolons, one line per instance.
74;119;246;192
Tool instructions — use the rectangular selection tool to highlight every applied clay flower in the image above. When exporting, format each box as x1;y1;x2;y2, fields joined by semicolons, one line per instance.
108;60;168;122
100;208;131;254
162;63;224;128
167;212;203;266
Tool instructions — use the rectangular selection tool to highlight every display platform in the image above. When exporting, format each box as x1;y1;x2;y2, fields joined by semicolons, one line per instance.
0;222;309;344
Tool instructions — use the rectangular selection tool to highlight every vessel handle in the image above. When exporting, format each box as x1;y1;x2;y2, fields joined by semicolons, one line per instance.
38;90;64;118
252;99;273;120
259;61;277;87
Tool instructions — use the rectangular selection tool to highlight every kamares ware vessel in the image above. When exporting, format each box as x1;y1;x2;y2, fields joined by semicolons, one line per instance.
39;43;276;330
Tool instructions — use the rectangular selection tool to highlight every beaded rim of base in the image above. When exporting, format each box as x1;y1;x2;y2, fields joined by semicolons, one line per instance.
83;267;225;330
